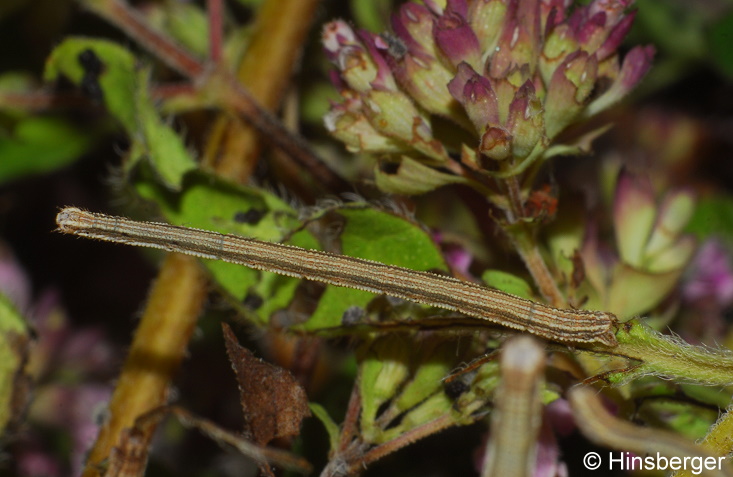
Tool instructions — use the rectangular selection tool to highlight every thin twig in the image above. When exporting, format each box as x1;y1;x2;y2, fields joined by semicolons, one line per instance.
207;0;223;64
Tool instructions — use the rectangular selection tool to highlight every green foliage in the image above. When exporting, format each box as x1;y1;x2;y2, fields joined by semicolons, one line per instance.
481;269;534;300
709;11;733;77
0;116;95;183
44;38;196;189
6;0;733;474
686;195;733;246
44;38;138;131
350;0;394;31
0;293;29;436
136;170;320;326
308;402;340;453
304;206;448;330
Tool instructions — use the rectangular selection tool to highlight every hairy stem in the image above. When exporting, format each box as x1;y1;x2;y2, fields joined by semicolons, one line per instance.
81;254;207;476
346;414;456;473
588;320;733;387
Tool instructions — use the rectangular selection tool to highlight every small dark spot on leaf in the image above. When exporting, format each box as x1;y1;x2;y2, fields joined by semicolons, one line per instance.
243;292;264;310
78;49;104;76
443;378;470;399
341;306;365;326
234;208;266;225
78;49;105;102
379;161;400;175
80;76;104;102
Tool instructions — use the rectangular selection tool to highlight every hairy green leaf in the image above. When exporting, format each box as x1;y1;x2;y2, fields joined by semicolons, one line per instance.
136;171;319;325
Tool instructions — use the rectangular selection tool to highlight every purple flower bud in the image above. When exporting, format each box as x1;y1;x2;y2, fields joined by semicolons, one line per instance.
506;80;545;159
544;51;598;138
446;0;469;18
359;31;399;91
322;19;357;63
468;0;510;54
448;62;499;133
363;90;448;161
389;52;461;119
434;3;482;68
588;0;634;27
322;21;396;93
480;127;512;160
540;0;572;31
567;0;635;56
586;45;654;116
489;0;542;78
324;93;407;153
573;11;607;49
391;3;439;60
595;11;636;61
324;0;651;184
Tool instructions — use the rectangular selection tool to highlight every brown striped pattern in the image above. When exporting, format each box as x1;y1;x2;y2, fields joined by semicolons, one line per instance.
56;207;618;346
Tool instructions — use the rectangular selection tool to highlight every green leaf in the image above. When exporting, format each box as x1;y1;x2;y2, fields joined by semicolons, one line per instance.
0;293;30;435
480;269;534;300
44;38;196;189
0;116;96;183
374;156;466;195
308;402;340;453
136;171;320;326
359;335;411;440
44;37;138;132
685;194;733;246
167;4;209;58
709;12;733;77
0;71;38;117
392;338;457;412
132;71;197;189
304;206;448;330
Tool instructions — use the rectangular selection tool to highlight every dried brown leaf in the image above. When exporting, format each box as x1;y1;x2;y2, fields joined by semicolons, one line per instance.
222;323;311;446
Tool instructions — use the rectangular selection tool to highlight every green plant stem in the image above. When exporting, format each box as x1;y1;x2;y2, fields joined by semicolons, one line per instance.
508;222;566;308
595;320;733;387
344;414;457;474
81;254;207;477
201;0;323;184
495;174;565;307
